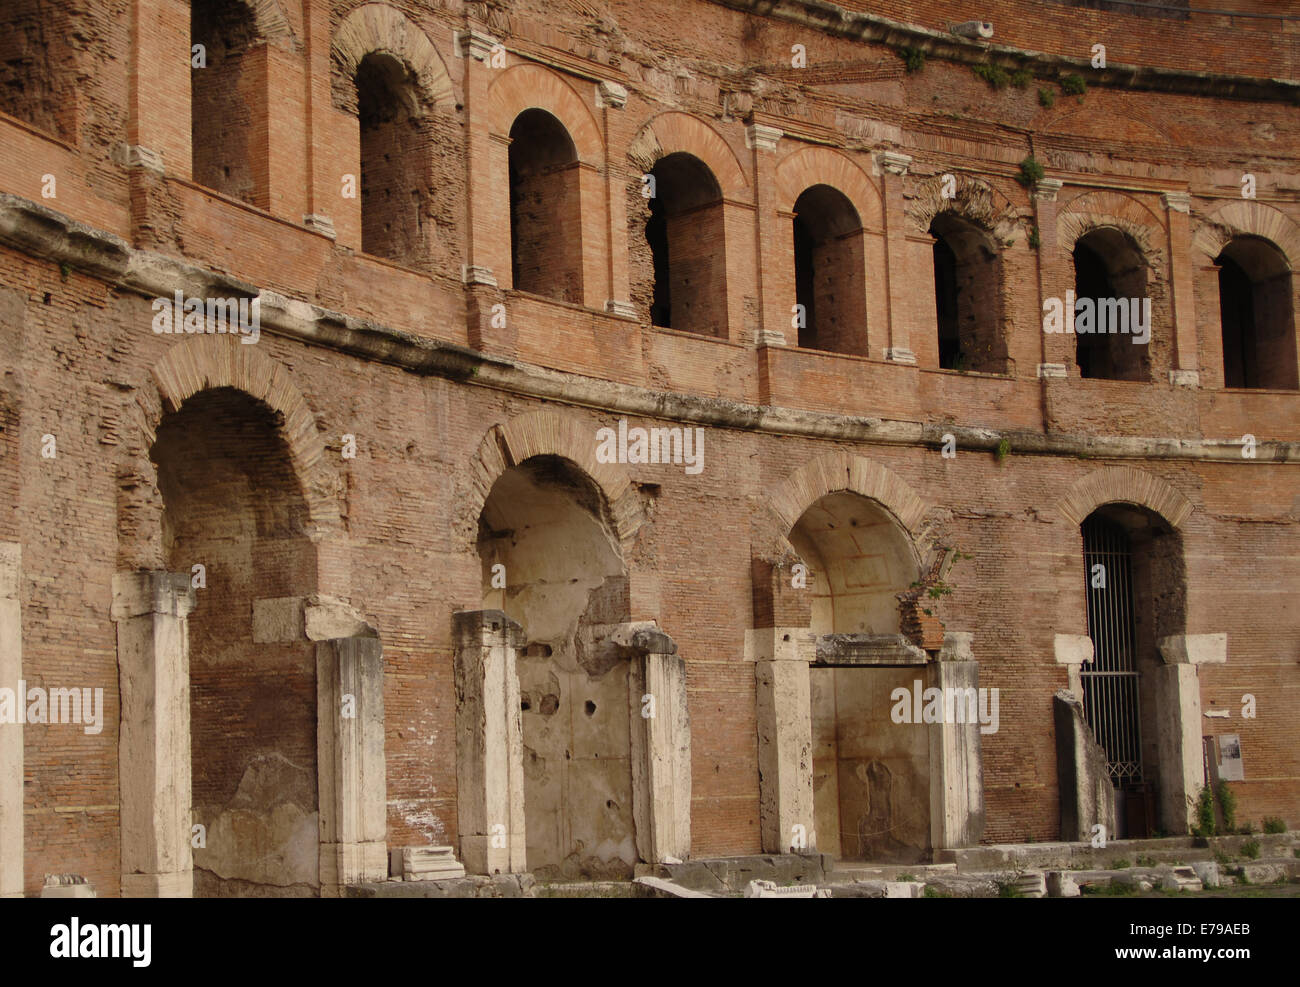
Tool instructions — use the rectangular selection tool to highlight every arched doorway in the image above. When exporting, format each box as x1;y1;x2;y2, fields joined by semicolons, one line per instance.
789;491;928;863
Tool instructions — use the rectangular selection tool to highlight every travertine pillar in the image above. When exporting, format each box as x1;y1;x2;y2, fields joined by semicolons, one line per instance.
1163;192;1201;386
749;627;816;854
317;636;387;896
749;123;789;346
623;626;691;863
1156;633;1227;834
0;543;22;897
877;151;916;364
927;634;985;851
597;79;633;317
111;570;195;898
1034;177;1069;377
453;609;526;874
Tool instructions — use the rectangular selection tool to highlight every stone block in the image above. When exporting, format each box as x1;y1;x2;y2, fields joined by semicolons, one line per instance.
40;875;96;898
884;880;925;898
252;596;304;643
1046;871;1081;897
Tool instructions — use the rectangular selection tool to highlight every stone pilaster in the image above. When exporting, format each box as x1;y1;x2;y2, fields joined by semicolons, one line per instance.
1163;191;1200;384
317;635;387;897
877;151;915;363
111;570;196;898
621;625;691;863
453;610;527;874
1033;178;1070;375
1156;633;1227;833
0;543;21;897
927;633;985;850
749;627;816;854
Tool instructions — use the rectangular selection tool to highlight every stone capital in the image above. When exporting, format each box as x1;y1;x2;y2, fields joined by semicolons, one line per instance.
1054;634;1094;666
605;299;637;319
1162;191;1191;214
1169;369;1200;388
1037;362;1068;378
113;143;165;174
885;347;917;365
596;80;628;109
457;29;500;61
746;124;782;152
303;214;337;239
1158;633;1227;665
110;570;195;621
877;151;912;176
461;264;498;288
1034;178;1063;202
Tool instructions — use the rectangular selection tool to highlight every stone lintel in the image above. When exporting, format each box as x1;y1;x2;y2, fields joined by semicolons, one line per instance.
453;608;526;650
814;633;927;666
744;627;815;664
1158;633;1227;665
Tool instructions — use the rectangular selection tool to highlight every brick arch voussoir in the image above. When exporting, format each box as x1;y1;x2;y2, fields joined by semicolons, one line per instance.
1192;200;1300;269
488;63;604;165
774;146;882;230
332;2;455;113
764;451;930;559
1057;189;1165;268
908;172;1019;242
628;111;749;199
142;336;341;535
243;0;297;47
467;410;643;552
1056;466;1193;529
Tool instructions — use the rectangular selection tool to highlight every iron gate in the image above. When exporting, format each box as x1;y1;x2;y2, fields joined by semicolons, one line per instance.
1081;516;1143;782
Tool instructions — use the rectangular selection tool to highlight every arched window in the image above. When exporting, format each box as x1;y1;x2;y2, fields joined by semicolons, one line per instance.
509;109;582;302
930;214;1005;372
1073;228;1149;381
645;152;726;336
190;0;259;204
354;52;428;267
1080;505;1185;837
792;185;866;354
1215;236;1297;390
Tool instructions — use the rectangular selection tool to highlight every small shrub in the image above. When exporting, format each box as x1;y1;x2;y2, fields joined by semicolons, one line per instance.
1292;849;1299;859
1262;817;1286;834
996;880;1022;898
1028;225;1041;249
1239;820;1256;836
1193;785;1216;839
972;63;1009;89
923;885;950;898
1010;68;1031;89
898;47;925;73
1038;87;1056;108
1216;782;1237;834
1241;839;1260;860
995;438;1011;461
897;873;916;882
1016;155;1045;187
1112;858;1131;869
1061;74;1087;96
1214;849;1231;868
1136;855;1157;868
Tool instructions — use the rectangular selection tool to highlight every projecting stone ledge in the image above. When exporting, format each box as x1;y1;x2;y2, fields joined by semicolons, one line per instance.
814;633;928;666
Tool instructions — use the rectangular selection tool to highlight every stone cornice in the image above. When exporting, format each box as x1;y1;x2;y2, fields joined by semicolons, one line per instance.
707;0;1300;104
0;192;1296;466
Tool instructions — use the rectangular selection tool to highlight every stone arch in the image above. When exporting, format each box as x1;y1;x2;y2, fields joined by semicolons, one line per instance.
488;63;604;166
466;410;644;551
627;111;748;199
907;172;1020;243
125;335;340;539
1193;200;1300;268
775;147;881;230
1057;189;1166;269
1056;466;1193;529
331;2;454;114
766;451;929;552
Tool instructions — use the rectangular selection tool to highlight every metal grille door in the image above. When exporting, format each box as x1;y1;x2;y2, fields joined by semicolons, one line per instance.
1081;517;1143;782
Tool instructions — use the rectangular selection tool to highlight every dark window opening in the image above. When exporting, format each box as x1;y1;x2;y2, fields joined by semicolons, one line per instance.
792;185;865;355
509;109;581;303
1073;228;1149;381
355;52;427;267
1216;236;1296;390
930;213;1006;372
191;0;259;204
645;153;725;336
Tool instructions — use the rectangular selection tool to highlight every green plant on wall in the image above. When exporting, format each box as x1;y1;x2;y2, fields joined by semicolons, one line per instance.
1215;781;1237;834
1061;74;1087;97
898;47;925;73
1016;156;1045;187
1038;87;1056;108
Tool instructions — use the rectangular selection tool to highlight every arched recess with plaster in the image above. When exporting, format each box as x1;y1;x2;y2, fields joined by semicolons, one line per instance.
1057;189;1168;381
113;335;376;899
488;64;607;304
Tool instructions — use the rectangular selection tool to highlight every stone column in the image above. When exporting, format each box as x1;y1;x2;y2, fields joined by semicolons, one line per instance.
317;636;387;897
927;633;985;851
749;628;816;854
111;570;196;898
1163;192;1201;386
1034;178;1069;378
453;610;526;875
0;543;21;898
749;123;789;346
621;625;691;863
1156;633;1227;834
877;151;917;364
